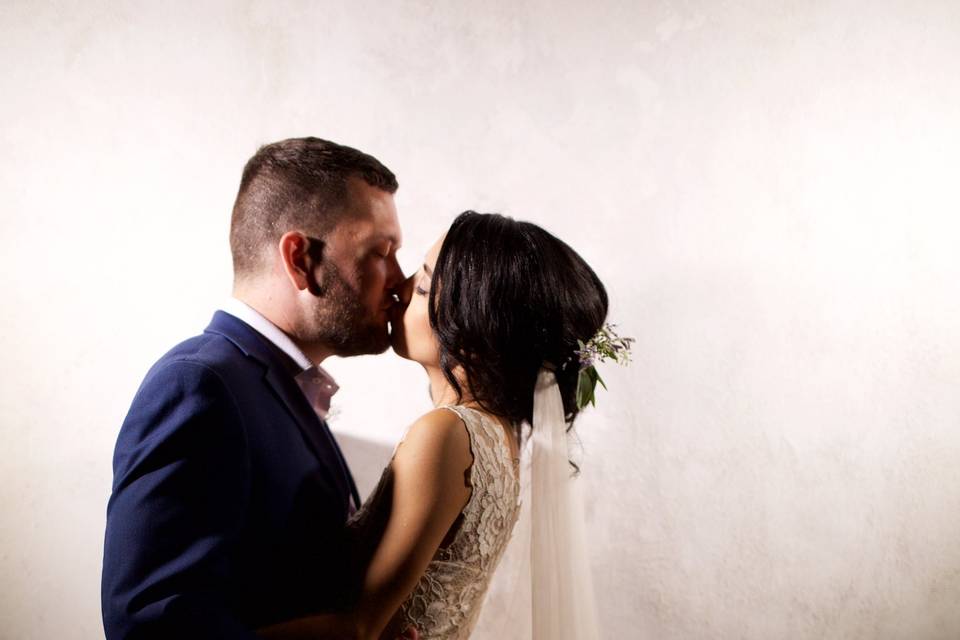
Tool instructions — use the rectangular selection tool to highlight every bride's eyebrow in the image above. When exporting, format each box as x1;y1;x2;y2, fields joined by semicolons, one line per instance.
423;263;433;278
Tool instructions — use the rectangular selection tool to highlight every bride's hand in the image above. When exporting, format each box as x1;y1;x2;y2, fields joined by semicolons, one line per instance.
394;626;418;640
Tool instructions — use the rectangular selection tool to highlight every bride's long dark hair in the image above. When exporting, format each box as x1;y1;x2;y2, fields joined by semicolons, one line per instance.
428;211;609;442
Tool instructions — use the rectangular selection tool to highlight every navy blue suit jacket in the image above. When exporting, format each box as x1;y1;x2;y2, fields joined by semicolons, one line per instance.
102;311;362;639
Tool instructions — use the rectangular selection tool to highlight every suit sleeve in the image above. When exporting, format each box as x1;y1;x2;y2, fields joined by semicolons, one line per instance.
101;359;258;639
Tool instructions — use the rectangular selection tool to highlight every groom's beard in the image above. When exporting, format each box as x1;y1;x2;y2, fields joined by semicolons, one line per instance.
304;261;391;357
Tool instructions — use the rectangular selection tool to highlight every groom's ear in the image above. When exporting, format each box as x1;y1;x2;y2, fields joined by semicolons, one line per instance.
278;231;323;296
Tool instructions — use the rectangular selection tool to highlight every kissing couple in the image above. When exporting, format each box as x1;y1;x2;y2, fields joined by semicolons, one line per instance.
102;137;609;639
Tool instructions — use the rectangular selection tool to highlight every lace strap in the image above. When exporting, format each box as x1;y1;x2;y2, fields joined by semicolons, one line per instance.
436;404;480;473
436;404;502;467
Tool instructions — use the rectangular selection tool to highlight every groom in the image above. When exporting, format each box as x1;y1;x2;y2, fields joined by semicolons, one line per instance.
102;137;406;638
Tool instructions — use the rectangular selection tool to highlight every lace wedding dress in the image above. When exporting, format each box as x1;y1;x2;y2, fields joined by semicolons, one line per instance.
347;405;521;640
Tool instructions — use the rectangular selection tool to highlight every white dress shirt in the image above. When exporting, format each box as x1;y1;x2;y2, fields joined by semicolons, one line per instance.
220;298;340;419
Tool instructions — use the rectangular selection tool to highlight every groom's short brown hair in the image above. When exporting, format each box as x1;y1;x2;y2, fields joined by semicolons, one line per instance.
229;137;398;278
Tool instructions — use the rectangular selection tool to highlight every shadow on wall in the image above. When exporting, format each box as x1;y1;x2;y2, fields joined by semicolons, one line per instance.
333;431;395;499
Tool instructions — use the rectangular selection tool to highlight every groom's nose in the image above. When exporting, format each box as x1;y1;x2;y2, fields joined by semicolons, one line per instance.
385;253;405;291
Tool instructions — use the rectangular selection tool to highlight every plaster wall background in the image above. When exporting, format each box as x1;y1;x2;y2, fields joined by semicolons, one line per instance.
2;1;960;638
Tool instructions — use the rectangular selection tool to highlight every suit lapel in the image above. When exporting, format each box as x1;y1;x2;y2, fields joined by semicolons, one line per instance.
205;311;357;514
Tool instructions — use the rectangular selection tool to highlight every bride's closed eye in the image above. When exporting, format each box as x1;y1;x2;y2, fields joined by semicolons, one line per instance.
415;268;431;296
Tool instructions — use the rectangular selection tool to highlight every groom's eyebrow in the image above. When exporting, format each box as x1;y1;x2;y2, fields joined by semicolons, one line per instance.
372;233;401;247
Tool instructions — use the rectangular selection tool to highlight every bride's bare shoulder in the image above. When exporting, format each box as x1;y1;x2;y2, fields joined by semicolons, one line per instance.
394;407;472;471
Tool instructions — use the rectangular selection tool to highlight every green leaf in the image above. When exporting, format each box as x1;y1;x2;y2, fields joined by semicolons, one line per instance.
577;365;603;409
576;368;594;409
594;368;607;390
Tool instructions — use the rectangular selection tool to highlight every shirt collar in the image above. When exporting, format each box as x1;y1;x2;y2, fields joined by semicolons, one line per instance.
294;366;340;420
221;297;313;370
220;298;340;419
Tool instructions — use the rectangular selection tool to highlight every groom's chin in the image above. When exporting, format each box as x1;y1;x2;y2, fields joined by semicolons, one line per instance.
365;326;392;356
388;323;410;359
329;320;391;357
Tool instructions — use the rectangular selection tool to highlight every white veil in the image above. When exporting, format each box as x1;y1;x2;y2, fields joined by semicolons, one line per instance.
473;368;602;639
530;367;601;639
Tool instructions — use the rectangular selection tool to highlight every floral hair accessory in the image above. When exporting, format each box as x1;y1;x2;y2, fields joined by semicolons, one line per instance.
572;323;634;409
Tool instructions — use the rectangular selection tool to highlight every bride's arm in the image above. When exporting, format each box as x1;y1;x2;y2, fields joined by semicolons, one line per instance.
258;408;473;640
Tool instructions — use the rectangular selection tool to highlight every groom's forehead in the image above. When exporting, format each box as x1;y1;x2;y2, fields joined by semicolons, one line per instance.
333;215;401;249
343;177;399;224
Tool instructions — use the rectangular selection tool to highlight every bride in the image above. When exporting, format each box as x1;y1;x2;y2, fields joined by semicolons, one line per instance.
261;211;610;640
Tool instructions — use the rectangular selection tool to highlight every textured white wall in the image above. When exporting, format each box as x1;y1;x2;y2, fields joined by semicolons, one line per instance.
2;1;960;638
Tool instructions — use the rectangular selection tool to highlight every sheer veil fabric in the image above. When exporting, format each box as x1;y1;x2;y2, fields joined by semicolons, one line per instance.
530;368;602;640
474;368;602;639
